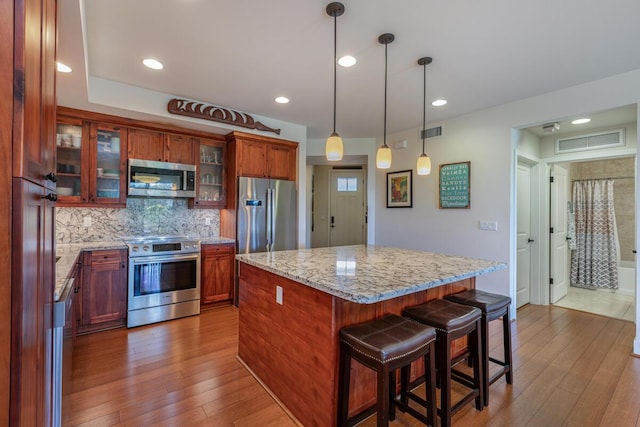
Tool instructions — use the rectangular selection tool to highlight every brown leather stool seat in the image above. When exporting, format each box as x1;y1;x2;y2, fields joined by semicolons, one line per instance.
444;289;512;406
338;314;437;427
403;299;484;427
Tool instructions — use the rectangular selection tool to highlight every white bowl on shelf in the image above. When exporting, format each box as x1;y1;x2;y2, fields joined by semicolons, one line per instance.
57;187;73;196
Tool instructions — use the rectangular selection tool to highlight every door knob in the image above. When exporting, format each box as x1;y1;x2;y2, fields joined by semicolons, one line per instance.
527;238;534;243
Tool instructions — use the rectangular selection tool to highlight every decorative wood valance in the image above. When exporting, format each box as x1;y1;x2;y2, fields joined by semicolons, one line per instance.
167;98;281;135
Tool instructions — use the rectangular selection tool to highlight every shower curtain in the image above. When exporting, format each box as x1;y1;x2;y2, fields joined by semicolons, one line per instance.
570;179;618;290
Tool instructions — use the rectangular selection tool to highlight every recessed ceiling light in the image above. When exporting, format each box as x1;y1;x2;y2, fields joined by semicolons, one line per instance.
142;58;164;70
432;99;447;107
338;55;356;67
571;118;591;125
275;96;290;104
56;62;72;73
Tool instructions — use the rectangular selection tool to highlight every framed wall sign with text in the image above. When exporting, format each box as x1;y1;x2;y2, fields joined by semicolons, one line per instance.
387;170;413;208
439;161;470;209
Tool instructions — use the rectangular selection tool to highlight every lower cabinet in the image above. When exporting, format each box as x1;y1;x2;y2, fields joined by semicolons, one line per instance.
78;249;127;334
201;244;235;306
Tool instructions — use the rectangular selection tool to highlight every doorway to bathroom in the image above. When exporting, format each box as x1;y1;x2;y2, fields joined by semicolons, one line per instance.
516;104;637;321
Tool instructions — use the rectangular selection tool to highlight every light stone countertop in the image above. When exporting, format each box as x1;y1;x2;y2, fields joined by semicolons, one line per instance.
236;245;507;304
55;236;235;301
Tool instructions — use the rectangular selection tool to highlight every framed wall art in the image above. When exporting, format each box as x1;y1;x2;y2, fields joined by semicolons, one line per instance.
387;170;413;208
439;161;470;209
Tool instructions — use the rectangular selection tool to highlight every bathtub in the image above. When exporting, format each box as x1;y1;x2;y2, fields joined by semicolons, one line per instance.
617;260;636;296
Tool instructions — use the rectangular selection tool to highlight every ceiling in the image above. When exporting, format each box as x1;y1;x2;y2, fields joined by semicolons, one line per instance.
57;0;640;140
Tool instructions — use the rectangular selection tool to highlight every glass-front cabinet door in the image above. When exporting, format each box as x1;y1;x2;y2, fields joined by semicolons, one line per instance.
56;118;85;202
90;123;127;206
192;139;226;208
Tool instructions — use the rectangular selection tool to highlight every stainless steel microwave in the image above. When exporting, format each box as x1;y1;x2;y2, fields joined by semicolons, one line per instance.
128;159;196;198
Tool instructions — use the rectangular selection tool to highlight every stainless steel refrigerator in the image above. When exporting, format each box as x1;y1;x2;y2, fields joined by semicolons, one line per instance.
237;177;297;254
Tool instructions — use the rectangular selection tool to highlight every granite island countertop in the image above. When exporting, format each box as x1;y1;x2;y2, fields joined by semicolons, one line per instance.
55;236;235;301
236;245;507;304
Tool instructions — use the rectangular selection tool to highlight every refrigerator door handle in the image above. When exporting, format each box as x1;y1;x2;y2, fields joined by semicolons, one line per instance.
266;187;273;251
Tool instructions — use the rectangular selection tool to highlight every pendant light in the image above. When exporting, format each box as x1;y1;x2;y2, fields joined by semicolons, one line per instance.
325;2;345;161
376;33;394;169
416;57;433;175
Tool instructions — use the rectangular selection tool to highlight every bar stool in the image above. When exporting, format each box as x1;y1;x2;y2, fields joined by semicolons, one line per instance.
337;314;437;427
403;299;484;427
444;289;512;406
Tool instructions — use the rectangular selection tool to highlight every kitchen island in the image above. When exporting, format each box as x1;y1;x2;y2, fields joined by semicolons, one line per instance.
236;245;506;427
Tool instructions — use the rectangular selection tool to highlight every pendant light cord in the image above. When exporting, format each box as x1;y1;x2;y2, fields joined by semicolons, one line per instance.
383;42;388;147
422;61;426;154
332;14;337;134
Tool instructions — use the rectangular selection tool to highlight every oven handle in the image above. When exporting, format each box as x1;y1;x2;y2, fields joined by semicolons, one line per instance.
130;253;201;264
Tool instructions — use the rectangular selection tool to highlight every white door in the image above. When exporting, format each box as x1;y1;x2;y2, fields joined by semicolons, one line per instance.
550;164;570;303
516;162;532;308
329;170;365;246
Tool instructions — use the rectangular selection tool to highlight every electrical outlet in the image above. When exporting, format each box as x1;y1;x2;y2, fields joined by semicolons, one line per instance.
276;286;283;305
83;216;92;227
205;217;211;226
479;220;498;231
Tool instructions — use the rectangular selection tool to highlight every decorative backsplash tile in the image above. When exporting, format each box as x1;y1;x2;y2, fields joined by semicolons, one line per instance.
56;198;220;243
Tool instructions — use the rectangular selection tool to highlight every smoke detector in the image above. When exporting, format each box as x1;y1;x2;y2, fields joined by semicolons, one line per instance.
542;122;560;133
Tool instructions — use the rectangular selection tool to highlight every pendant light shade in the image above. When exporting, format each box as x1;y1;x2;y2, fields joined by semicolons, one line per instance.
416;56;433;176
325;2;345;161
376;33;394;169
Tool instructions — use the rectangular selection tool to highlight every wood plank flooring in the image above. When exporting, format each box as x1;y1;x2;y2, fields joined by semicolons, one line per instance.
66;304;640;426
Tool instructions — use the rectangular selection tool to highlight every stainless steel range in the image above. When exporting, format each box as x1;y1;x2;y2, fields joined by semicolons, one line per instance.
125;236;201;328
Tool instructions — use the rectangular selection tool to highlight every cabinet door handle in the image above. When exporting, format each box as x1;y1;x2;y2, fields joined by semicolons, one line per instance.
44;193;58;202
121;263;126;269
45;172;57;183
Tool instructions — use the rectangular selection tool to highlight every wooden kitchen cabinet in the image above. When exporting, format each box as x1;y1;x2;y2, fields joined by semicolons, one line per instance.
78;249;127;334
128;129;195;164
55;118;128;208
191;138;227;209
201;244;235;306
231;132;297;181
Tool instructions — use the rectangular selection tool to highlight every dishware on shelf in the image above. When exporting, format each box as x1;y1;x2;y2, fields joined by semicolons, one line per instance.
57;187;74;196
97;168;104;176
110;137;120;152
72;135;82;148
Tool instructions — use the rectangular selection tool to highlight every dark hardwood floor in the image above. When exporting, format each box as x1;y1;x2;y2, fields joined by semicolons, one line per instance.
66;304;640;426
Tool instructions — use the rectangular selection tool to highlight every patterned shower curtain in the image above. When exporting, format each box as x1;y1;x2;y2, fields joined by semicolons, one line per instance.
570;179;618;290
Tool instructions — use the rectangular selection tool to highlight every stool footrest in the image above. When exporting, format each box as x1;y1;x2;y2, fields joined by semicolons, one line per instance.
394;394;430;425
451;369;476;390
344;405;376;427
449;389;481;415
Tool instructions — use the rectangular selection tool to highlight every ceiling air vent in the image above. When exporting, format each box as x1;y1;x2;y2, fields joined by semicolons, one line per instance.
555;128;625;154
420;125;443;139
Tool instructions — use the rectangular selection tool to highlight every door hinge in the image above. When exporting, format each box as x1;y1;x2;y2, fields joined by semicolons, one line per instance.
549;278;554;285
550;227;554;233
550;176;555;183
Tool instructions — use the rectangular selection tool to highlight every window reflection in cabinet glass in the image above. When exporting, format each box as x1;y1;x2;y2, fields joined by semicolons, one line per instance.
56;123;82;196
95;128;122;199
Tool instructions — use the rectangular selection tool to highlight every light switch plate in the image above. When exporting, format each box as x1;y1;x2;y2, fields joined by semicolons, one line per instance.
479;220;498;231
205;217;211;226
276;286;283;305
83;216;91;227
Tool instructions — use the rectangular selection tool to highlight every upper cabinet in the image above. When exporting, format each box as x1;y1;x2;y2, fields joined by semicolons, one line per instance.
127;129;163;162
191;138;227;209
231;133;297;181
128;129;195;164
56;117;128;207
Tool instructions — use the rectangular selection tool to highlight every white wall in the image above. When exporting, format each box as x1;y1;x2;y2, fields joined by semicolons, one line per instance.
370;68;640;354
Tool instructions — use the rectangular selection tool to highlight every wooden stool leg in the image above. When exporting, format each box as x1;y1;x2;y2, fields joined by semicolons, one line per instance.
481;313;490;406
425;343;437;427
400;365;409;406
337;343;351;427
389;369;396;421
504;307;513;384
376;364;390;427
472;320;484;410
438;331;453;427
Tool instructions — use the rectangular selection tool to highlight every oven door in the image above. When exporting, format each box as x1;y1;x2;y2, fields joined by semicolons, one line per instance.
128;253;201;311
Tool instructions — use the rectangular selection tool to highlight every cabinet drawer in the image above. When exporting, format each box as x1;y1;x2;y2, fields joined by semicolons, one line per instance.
202;244;234;256
84;249;124;265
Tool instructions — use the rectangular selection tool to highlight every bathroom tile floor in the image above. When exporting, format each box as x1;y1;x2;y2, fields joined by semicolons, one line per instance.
554;285;635;322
